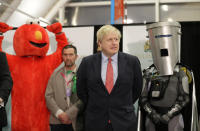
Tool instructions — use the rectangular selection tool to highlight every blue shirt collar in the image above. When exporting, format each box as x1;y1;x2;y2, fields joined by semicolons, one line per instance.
101;52;118;63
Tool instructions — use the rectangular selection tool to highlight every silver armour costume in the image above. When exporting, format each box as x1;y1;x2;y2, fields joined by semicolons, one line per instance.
139;22;199;131
140;65;189;131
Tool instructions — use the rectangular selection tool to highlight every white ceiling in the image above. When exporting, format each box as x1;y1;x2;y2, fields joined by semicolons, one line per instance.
0;0;69;27
1;0;200;27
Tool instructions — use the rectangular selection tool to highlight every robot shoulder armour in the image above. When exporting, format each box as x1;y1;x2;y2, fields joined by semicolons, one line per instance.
178;66;191;94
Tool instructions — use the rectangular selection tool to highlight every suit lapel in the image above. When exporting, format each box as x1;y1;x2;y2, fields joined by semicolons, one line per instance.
94;52;127;94
94;53;104;86
112;52;126;93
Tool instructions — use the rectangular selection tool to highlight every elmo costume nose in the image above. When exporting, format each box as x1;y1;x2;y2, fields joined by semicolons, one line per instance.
35;31;42;40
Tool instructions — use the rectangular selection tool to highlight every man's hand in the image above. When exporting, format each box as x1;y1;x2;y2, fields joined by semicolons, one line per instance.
46;22;62;34
160;114;171;124
0;98;4;108
150;111;162;125
0;22;13;33
58;112;72;124
0;98;3;103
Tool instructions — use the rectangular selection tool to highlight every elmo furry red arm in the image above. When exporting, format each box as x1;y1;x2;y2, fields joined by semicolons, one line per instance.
0;22;13;33
47;22;62;34
45;34;69;71
0;22;13;51
1;21;68;131
0;36;3;51
47;22;68;52
46;23;68;70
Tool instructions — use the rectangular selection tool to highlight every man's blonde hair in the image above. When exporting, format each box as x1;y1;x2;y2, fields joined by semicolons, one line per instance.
96;25;121;43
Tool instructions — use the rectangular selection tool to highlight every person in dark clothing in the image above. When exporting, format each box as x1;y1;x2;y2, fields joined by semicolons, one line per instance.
0;51;13;131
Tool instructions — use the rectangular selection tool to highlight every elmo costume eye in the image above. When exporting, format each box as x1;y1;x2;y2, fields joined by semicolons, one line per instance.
33;19;40;25
26;19;40;25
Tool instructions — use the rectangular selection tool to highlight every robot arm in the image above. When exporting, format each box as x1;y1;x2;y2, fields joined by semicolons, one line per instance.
142;102;162;124
161;69;190;124
139;76;162;124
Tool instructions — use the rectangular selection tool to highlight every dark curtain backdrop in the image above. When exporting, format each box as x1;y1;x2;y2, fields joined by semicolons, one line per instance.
181;22;200;111
180;22;200;131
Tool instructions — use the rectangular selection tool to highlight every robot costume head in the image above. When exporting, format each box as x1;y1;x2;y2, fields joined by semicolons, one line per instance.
147;22;181;76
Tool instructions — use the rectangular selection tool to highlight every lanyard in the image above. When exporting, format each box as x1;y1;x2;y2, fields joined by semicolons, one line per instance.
61;72;73;96
61;72;72;87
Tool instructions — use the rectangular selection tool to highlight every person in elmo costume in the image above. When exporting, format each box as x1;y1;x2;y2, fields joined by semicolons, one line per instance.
0;19;69;131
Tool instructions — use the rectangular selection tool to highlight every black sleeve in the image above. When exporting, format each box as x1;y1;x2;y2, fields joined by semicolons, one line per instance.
139;76;160;120
165;69;190;118
77;57;88;105
0;52;13;104
132;56;143;104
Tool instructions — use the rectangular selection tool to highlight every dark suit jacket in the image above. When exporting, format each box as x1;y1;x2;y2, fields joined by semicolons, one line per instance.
0;52;13;127
77;52;143;131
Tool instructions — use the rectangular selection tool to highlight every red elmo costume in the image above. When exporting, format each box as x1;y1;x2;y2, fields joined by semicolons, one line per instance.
0;21;68;131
